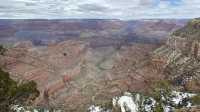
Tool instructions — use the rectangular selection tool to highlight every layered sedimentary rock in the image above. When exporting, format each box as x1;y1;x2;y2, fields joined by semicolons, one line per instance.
0;19;190;111
0;38;159;111
152;18;200;92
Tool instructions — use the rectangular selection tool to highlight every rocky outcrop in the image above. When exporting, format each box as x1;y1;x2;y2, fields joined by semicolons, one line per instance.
152;18;200;92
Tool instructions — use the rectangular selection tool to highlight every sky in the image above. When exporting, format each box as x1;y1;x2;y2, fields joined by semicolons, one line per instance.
0;0;199;19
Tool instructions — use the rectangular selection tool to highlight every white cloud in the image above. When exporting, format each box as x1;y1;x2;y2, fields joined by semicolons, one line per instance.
0;0;199;19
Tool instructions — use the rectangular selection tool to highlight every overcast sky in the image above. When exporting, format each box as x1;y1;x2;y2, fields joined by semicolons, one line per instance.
0;0;199;19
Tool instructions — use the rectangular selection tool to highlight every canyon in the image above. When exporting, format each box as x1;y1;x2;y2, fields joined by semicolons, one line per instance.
1;19;200;112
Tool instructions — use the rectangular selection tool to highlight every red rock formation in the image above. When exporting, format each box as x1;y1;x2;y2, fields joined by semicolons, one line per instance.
0;40;161;111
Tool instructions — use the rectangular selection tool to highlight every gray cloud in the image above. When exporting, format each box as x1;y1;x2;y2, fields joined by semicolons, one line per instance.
77;4;110;12
139;0;155;6
0;0;199;19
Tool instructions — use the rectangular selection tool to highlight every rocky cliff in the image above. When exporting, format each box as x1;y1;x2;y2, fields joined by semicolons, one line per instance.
152;18;200;92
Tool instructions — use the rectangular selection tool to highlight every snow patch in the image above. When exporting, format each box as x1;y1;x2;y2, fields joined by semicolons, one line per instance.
112;92;155;112
170;91;196;106
89;91;197;112
88;105;111;112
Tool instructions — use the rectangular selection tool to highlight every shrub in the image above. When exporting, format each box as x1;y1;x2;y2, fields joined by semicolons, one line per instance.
0;68;40;111
154;103;164;112
150;80;172;101
0;45;6;55
191;94;200;105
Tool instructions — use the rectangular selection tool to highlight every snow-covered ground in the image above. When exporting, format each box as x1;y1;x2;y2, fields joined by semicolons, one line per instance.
112;92;156;112
10;91;197;112
88;91;197;112
88;105;111;112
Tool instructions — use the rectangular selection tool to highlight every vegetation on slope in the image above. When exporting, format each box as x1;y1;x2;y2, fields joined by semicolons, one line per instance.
173;18;200;39
164;18;200;92
0;68;40;111
0;45;6;55
0;45;39;111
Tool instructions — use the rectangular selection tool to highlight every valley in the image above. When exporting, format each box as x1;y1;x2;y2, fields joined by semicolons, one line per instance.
1;19;200;112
